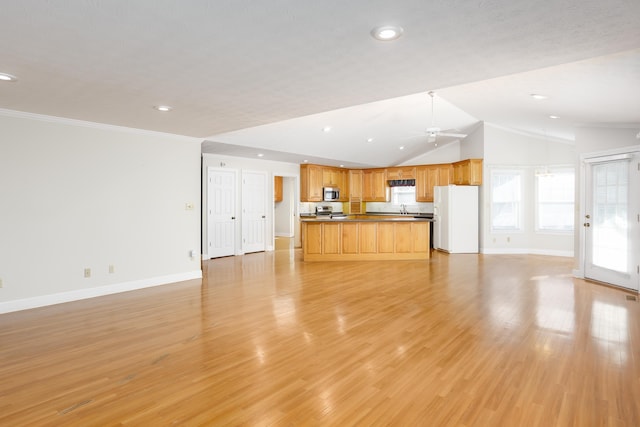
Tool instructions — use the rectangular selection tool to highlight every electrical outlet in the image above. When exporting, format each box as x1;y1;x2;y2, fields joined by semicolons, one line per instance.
84;268;91;278
185;202;194;210
108;264;115;274
506;236;511;243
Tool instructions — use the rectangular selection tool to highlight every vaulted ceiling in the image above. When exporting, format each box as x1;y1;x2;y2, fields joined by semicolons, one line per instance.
1;1;639;167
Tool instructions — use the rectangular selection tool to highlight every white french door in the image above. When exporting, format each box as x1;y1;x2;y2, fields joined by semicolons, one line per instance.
207;168;236;258
583;152;640;291
242;171;267;253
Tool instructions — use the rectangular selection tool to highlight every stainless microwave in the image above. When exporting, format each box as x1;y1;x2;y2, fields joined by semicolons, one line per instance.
323;187;339;201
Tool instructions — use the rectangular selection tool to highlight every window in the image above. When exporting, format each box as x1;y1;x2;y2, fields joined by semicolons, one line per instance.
536;168;574;232
491;169;522;231
391;186;416;205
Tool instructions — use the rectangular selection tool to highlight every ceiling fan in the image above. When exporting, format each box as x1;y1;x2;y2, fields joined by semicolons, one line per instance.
423;91;467;143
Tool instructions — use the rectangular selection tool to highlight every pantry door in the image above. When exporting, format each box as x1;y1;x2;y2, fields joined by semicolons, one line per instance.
583;152;640;291
242;171;267;253
207;168;237;258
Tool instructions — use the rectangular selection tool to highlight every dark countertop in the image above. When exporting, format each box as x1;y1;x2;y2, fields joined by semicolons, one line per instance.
301;215;434;222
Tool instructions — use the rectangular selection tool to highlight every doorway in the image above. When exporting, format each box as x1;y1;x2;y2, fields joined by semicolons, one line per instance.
582;150;640;291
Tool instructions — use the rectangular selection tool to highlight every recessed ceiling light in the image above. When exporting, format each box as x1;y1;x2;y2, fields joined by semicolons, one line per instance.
322;126;332;133
340;165;344;168
303;159;309;163
0;72;18;82
399;146;405;150
154;105;172;112
371;25;404;41
257;153;264;157
367;138;374;143
549;115;559;119
530;94;548;100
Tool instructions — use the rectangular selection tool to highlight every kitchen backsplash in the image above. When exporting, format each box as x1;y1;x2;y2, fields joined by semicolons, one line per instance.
299;201;433;214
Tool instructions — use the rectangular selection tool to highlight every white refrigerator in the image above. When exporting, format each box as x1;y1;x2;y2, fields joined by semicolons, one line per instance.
433;185;479;253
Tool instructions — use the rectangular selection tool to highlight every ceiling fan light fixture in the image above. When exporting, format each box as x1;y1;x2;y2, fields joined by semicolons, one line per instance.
549;115;559;119
371;25;403;41
154;105;172;112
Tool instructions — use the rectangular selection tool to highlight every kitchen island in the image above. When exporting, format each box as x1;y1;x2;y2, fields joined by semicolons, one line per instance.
300;216;433;261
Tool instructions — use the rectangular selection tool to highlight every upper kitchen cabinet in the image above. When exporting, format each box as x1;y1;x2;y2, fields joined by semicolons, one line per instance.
322;167;348;201
416;164;453;202
349;170;363;199
452;159;483;185
274;175;283;202
348;169;363;214
300;164;323;202
386;166;416;180
362;169;388;202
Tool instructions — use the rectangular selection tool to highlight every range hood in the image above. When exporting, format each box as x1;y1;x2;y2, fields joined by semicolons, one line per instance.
387;179;415;187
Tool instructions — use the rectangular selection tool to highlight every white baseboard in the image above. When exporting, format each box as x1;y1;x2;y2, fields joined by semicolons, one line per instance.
481;248;574;257
0;270;203;314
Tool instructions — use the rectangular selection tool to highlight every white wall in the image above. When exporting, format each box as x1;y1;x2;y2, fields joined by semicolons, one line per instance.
0;111;202;313
482;124;576;256
202;153;301;254
401;140;461;165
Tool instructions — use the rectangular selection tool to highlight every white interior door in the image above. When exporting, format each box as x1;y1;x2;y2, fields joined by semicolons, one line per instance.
242;171;267;253
207;168;236;258
584;153;640;290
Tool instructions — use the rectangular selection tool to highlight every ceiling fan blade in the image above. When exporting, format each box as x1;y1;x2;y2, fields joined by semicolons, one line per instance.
427;135;436;143
438;132;467;138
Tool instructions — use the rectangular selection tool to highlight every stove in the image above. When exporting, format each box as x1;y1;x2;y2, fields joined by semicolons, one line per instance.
315;206;347;219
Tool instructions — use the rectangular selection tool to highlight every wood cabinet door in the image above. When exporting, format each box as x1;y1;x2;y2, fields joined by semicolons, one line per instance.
372;169;388;201
308;165;323;200
349;170;362;198
359;223;378;253
411;222;429;252
342;223;359;254
274;176;283;202
300;164;323;201
323;223;341;254
378;223;395;253
395;223;413;253
305;223;323;254
416;165;438;202
438;164;452;186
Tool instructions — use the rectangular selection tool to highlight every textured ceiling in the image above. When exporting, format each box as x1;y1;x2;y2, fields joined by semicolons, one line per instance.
1;0;639;167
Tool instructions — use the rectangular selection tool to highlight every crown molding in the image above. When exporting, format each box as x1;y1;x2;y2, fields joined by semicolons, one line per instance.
0;108;202;144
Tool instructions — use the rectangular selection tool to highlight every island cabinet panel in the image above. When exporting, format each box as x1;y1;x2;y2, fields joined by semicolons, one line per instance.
395;223;413;253
412;222;430;252
378;223;395;253
323;223;341;254
342;223;359;254
301;219;431;261
305;223;323;254
360;223;378;253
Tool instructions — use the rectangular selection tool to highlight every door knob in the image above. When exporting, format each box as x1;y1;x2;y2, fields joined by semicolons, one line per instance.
585;214;591;219
231;216;236;220
583;222;590;227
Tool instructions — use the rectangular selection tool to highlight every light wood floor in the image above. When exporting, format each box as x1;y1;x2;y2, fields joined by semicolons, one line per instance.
1;250;639;426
